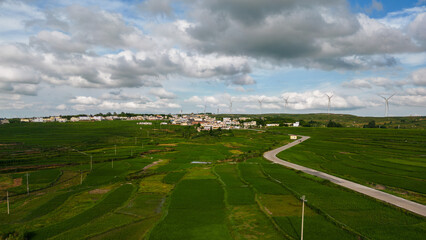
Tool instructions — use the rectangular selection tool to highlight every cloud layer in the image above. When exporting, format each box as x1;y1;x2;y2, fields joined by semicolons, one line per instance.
0;0;425;116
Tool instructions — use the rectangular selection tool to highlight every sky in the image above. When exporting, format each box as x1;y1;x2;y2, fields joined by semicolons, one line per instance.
0;0;425;118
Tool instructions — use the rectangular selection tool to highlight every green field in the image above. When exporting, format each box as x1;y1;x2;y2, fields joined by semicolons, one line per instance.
273;128;426;203
0;120;425;239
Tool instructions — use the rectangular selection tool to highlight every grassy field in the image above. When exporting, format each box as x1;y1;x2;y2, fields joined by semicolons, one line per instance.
273;128;426;203
261;161;426;240
149;178;232;240
239;163;357;240
214;164;255;205
31;184;134;239
0;120;425;239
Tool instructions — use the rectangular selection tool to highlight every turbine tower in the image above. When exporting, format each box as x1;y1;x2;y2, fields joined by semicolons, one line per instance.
380;93;395;117
258;97;264;115
325;93;333;114
283;96;290;113
229;98;233;114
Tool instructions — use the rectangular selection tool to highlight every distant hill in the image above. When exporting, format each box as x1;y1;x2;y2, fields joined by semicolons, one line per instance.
215;113;426;129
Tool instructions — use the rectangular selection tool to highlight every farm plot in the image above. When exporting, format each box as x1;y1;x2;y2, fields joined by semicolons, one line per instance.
228;205;284;240
8;169;61;195
51;192;165;239
162;171;186;184
262;163;426;240
214;164;255;205
31;184;134;240
90;216;161;240
215;164;283;239
149;179;232;240
239;163;357;240
274;128;426;203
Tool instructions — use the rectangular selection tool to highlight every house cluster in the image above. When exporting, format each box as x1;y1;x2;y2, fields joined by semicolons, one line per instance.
169;114;255;130
20;115;168;123
16;114;301;129
20;116;68;123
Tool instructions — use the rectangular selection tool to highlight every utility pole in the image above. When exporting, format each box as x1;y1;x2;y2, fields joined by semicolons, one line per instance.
26;173;29;195
300;195;307;240
80;163;82;185
7;191;10;215
90;155;93;171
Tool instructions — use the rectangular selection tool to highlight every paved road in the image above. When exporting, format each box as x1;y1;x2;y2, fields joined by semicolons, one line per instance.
264;135;426;217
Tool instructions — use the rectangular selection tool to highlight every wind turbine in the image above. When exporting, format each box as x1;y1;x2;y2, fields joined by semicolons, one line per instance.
325;93;333;114
380;93;395;117
282;96;295;113
229;97;233;114
258;97;264;115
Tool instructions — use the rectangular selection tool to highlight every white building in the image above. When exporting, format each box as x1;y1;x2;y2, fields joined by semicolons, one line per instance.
243;121;257;128
239;117;250;121
137;122;152;125
293;122;300;127
55;117;68;122
79;116;91;121
70;117;80;122
92;116;103;121
32;118;44;123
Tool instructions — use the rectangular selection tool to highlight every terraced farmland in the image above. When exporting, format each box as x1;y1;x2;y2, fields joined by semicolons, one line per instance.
0;121;425;239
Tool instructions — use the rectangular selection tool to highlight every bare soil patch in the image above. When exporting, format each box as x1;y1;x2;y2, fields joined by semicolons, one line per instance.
0;177;22;190
140;148;174;156
0;143;18;146
89;189;110;194
374;184;386;190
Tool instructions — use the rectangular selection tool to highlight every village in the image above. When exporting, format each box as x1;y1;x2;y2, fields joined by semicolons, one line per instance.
14;114;301;130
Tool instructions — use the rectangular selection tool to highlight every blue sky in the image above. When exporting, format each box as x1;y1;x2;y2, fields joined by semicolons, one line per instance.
348;0;420;17
0;0;425;117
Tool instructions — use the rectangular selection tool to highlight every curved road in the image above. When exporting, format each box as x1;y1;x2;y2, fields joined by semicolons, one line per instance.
264;135;426;217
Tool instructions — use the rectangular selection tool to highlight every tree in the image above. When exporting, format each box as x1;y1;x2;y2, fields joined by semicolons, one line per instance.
327;120;343;128
363;121;376;128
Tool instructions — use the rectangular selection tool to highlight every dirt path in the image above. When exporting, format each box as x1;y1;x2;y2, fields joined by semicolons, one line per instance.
143;159;163;171
263;135;426;217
